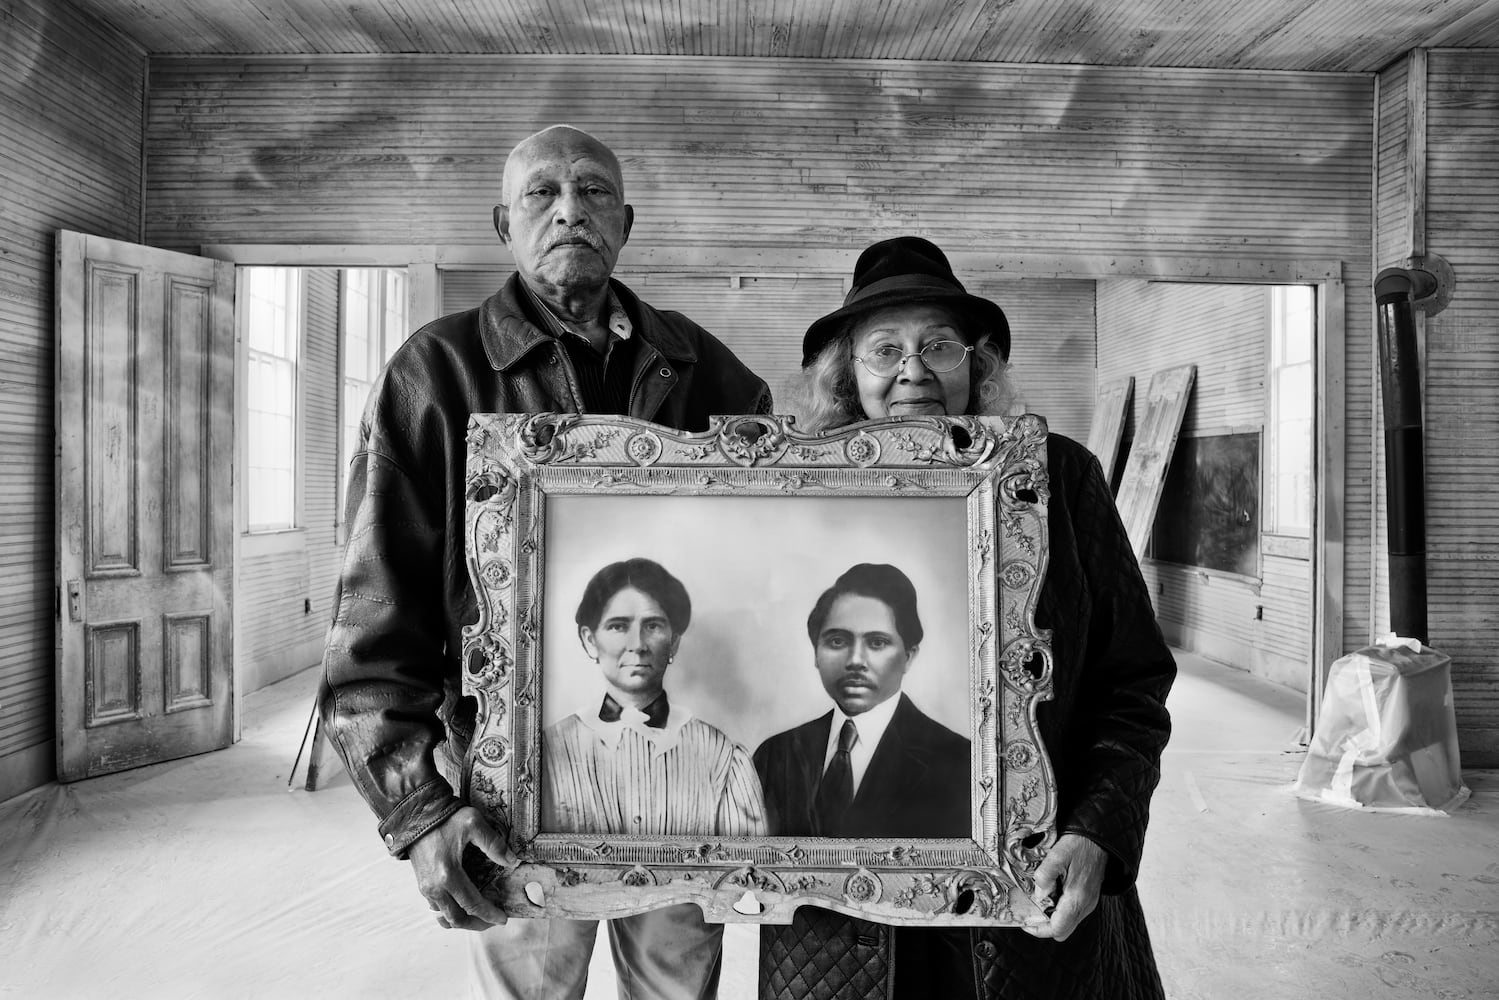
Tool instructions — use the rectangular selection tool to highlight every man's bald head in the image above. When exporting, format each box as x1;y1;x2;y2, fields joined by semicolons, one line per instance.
500;125;625;206
494;124;634;302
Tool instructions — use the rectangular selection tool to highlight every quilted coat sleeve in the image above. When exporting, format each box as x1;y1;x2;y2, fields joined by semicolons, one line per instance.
1041;435;1176;894
316;356;466;859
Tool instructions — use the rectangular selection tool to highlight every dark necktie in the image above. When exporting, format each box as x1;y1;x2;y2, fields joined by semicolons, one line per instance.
814;719;857;836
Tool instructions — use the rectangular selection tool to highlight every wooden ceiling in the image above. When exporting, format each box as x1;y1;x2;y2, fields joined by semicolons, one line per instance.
62;0;1499;71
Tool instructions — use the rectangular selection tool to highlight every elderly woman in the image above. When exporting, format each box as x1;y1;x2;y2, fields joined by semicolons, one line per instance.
764;237;1176;1000
541;556;767;837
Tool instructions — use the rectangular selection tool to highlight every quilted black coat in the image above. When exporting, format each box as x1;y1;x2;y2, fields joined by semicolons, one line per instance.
761;433;1176;1000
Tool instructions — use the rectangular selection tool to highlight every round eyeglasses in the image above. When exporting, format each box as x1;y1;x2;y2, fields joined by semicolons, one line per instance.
853;340;973;378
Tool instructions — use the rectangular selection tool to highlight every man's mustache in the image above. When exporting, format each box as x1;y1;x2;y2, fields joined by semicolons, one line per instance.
546;229;604;253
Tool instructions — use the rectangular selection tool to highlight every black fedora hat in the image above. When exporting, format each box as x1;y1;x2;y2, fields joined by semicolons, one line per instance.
801;237;1010;367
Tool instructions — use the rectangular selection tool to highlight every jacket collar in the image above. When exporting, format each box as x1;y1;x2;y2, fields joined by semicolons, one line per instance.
479;272;699;372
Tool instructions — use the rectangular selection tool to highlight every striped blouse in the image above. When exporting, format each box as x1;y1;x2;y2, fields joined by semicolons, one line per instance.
541;708;768;837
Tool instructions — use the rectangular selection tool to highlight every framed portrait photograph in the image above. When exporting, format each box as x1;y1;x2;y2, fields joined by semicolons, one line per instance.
460;412;1055;927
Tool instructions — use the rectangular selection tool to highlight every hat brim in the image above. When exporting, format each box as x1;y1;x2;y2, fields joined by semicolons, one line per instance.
801;287;1010;367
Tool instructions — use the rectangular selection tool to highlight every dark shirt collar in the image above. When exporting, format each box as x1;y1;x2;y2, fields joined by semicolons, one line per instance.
599;692;669;729
517;276;633;348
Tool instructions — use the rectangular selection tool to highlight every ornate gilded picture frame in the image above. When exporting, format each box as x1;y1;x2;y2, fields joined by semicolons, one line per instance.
460;412;1055;927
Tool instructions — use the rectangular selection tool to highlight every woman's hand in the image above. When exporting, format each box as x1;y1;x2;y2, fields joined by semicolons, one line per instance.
1021;833;1108;941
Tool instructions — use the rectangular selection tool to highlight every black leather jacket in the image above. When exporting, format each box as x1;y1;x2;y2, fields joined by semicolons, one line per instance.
318;274;772;857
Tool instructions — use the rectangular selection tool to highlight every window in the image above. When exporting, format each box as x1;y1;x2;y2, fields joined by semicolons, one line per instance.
340;269;409;514
1266;285;1315;537
243;268;303;531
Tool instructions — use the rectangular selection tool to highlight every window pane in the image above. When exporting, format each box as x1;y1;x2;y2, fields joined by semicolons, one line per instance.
1281;286;1315;365
1276;423;1313;533
245;294;271;354
243;267;300;531
1267;284;1316;537
345;270;372;380
337;267;410;524
1277;364;1314;422
383;271;408;365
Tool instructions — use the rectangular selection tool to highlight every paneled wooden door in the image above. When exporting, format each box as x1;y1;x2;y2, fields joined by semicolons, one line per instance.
55;231;235;780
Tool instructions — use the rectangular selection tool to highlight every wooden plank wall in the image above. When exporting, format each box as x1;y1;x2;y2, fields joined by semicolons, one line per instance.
1097;280;1313;690
970;277;1097;442
0;0;145;801
236;269;342;694
141;51;1375;698
1370;49;1499;764
144;57;1374;263
1422;51;1499;763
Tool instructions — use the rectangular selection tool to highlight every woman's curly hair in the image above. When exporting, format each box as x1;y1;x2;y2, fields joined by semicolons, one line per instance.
787;316;1023;433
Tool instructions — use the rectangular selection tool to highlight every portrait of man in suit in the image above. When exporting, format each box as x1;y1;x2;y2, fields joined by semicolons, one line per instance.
753;562;971;839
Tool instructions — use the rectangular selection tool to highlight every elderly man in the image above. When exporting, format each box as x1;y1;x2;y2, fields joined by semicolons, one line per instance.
319;125;771;999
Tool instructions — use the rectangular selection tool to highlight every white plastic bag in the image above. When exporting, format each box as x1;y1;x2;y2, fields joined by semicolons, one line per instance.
1293;634;1470;815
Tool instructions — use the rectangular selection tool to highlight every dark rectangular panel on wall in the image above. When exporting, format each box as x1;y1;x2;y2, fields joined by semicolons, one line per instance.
1150;432;1262;577
1;0;145;800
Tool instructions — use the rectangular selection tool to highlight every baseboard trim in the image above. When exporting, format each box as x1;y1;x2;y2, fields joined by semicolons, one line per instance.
0;740;55;805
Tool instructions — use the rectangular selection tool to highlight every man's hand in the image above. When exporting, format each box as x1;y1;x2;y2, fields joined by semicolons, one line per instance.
1021;833;1108;941
407;806;517;930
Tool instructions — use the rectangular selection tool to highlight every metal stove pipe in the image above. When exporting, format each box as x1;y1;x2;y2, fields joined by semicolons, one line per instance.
1374;267;1437;643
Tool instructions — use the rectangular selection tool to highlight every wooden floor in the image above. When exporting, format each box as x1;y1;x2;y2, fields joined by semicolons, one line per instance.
1;651;1495;999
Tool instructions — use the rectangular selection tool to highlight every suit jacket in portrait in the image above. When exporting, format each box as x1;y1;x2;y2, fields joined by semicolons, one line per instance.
752;692;970;839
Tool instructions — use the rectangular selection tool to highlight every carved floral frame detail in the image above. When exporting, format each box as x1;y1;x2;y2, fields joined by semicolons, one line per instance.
461;412;1055;926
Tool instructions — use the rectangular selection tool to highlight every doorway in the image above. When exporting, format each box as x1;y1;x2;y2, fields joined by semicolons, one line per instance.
1096;275;1345;742
233;264;412;701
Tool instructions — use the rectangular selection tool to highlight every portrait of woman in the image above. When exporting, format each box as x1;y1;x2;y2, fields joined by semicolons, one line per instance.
539;556;769;838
